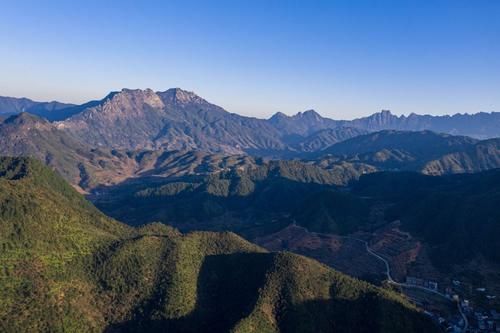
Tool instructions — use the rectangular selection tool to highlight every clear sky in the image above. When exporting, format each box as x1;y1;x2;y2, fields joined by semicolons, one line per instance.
1;0;499;119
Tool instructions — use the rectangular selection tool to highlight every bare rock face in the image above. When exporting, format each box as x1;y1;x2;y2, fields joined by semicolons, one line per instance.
53;87;368;155
59;89;167;149
1;90;500;193
58;88;286;153
3;88;500;157
158;87;208;105
65;88;165;123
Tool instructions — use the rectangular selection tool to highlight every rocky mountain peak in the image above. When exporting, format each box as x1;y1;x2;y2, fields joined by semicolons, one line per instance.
297;109;322;120
269;111;289;122
363;109;398;125
99;88;164;111
157;88;208;105
157;88;207;106
270;110;323;124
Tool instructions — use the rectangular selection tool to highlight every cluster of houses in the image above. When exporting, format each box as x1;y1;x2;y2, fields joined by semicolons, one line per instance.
431;313;464;332
405;277;500;332
430;298;500;332
405;276;439;291
452;280;500;332
469;309;500;332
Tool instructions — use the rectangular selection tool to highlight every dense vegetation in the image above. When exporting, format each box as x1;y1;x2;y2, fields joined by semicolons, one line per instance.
94;162;372;238
353;170;500;269
0;157;437;332
96;160;500;283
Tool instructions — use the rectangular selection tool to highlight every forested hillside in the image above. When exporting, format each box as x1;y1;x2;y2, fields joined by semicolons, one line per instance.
0;157;437;332
353;170;500;269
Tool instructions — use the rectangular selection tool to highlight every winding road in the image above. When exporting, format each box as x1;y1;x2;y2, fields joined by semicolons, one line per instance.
343;236;468;332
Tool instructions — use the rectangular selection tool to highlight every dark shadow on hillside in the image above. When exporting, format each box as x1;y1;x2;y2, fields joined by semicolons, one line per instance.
105;259;437;333
277;284;438;333
104;252;273;333
90;174;368;240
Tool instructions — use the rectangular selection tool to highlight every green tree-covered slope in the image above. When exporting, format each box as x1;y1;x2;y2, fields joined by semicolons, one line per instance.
353;170;500;269
0;157;437;332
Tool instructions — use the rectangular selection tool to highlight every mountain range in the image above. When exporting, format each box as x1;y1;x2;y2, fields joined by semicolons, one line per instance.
4;109;499;195
2;87;500;331
315;130;500;174
0;112;373;192
0;96;76;120
0;88;499;193
1;88;499;155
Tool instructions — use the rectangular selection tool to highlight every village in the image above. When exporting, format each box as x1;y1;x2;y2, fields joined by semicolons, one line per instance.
354;222;500;333
403;276;500;332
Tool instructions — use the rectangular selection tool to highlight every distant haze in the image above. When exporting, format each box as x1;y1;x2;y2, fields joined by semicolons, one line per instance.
0;1;499;119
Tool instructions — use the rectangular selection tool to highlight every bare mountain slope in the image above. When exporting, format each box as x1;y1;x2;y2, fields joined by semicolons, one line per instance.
59;88;285;153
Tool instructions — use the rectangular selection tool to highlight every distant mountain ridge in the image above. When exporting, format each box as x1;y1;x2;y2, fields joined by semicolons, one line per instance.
315;130;500;175
269;108;500;139
0;96;75;120
1;112;500;192
268;109;339;137
321;130;478;157
343;109;500;139
2;89;499;155
1;88;500;191
291;127;369;152
0;112;374;192
52;88;367;155
422;137;500;175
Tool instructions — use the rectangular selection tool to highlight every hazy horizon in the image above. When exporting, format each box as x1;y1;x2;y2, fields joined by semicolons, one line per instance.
1;0;499;119
3;86;499;121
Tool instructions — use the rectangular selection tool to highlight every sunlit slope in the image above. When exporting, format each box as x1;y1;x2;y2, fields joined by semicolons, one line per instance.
0;157;437;332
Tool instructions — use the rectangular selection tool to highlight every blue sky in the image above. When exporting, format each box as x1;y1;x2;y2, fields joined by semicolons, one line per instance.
1;0;499;119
